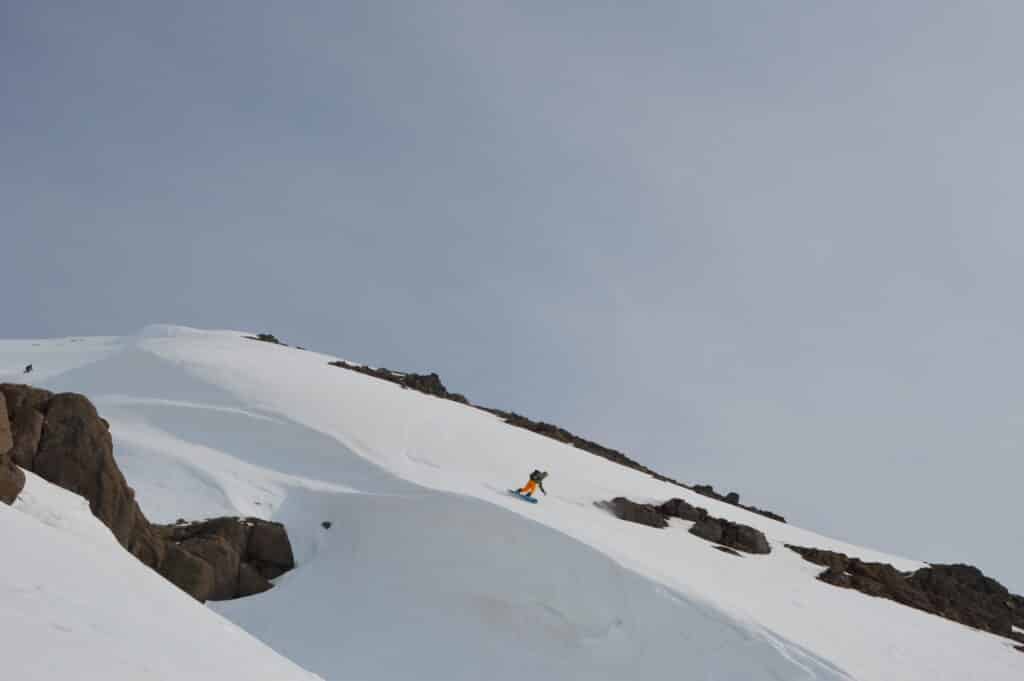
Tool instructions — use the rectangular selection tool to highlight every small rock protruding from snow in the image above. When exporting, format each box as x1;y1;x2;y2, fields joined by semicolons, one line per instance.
599;495;771;554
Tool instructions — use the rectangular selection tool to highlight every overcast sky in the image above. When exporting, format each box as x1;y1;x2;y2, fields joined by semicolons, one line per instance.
3;1;1022;591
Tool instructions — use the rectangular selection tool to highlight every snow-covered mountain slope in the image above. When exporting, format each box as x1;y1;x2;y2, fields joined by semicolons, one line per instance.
2;325;1021;681
2;470;321;681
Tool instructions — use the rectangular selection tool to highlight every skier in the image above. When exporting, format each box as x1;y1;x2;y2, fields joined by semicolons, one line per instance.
516;470;548;498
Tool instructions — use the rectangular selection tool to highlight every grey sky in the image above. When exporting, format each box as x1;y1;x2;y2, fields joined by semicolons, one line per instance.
3;2;1022;591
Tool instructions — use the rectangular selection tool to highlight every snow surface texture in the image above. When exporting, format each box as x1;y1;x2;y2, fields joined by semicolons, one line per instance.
2;325;1021;680
3;472;321;681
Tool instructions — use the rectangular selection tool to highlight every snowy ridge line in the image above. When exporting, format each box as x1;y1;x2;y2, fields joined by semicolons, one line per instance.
323;339;787;521
1;326;1021;681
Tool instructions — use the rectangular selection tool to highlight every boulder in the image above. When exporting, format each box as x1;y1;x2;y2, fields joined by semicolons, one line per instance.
597;497;668;529
155;516;296;598
690;517;770;554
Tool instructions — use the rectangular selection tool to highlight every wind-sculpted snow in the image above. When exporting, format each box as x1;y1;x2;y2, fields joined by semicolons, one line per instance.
217;492;850;681
2;326;1022;680
2;472;321;681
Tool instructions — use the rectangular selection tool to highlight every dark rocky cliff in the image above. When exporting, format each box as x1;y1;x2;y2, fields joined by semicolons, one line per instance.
0;383;295;602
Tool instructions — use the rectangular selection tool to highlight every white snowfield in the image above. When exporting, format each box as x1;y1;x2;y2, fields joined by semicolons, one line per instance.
1;325;1021;681
3;472;321;681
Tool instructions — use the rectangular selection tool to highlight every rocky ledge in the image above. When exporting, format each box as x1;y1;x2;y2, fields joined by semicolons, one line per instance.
598;496;771;555
0;383;296;602
788;545;1024;643
156;517;295;601
329;359;469;403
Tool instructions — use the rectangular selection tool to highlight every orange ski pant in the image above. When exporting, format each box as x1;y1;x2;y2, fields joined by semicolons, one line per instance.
519;480;538;495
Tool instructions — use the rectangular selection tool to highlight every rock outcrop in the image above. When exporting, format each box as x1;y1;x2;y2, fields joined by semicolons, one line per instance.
0;383;296;602
156;517;294;600
329;360;469;403
689;517;770;554
788;545;1024;643
0;392;26;504
691;484;786;523
29;391;163;565
245;332;284;345
599;495;771;554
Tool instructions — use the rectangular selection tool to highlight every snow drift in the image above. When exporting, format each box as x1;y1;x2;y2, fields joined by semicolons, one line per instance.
2;471;319;681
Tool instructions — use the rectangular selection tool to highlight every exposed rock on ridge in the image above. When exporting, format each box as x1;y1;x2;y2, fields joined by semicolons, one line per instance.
690;484;787;523
326;357;788;523
329;359;469;403
788;545;1024;644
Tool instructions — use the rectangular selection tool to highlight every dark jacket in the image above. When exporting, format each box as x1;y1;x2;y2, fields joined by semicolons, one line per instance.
529;470;548;494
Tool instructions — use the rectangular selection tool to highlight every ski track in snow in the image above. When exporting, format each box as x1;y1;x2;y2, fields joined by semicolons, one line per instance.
2;325;1022;681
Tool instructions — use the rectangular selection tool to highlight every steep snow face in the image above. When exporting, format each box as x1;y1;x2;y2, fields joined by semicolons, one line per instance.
2;472;320;681
2;326;1022;681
